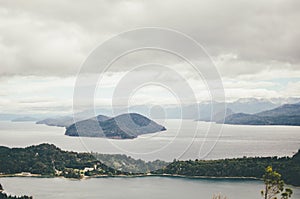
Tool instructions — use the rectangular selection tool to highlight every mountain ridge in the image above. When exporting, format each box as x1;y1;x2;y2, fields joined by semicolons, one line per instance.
223;102;300;126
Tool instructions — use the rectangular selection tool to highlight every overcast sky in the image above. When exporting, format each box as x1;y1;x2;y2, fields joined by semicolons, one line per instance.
0;0;299;114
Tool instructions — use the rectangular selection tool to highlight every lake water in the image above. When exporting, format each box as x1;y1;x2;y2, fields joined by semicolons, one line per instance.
0;120;299;161
1;177;300;199
1;120;300;198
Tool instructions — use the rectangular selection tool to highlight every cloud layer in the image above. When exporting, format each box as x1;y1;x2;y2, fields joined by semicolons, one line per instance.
0;0;299;114
0;0;299;77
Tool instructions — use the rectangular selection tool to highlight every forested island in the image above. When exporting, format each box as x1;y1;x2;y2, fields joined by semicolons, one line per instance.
65;113;166;139
0;144;299;186
37;113;167;139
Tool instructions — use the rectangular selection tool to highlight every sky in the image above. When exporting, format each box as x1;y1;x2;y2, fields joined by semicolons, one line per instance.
0;0;300;114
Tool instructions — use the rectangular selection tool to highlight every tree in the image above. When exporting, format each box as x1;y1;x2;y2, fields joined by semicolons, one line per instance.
212;193;227;199
261;166;293;199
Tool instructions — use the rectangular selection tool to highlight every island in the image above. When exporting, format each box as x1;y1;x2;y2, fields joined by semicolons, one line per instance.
65;113;167;139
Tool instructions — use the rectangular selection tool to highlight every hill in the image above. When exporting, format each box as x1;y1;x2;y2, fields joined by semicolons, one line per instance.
257;103;300;117
154;149;300;186
93;153;167;173
1;143;300;186
223;103;300;126
65;113;166;139
0;143;166;176
0;143;122;178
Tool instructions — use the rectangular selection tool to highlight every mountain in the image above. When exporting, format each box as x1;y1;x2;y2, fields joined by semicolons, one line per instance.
165;98;284;121
65;113;166;139
269;97;300;105
226;98;278;114
197;98;300;122
223;102;300;126
257;103;300;117
202;108;234;122
2;98;298;122
223;113;267;125
0;113;19;121
36;116;74;127
0;113;57;121
11;116;37;122
87;98;285;120
36;115;110;128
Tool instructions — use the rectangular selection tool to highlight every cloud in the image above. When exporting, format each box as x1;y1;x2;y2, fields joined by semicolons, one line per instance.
0;0;299;78
0;0;299;113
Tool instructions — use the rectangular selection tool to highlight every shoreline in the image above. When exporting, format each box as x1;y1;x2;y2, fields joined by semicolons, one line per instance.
2;173;300;187
0;172;262;181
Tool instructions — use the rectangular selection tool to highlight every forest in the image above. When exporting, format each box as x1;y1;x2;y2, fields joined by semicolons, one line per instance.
0;144;299;186
153;149;300;186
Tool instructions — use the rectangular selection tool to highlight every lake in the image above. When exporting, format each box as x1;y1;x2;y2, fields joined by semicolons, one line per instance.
1;177;300;199
0;120;299;161
0;120;300;198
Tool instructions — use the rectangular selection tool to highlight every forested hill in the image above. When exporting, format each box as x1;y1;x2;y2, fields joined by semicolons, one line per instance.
0;143;121;177
153;149;300;186
1;144;299;186
0;144;166;177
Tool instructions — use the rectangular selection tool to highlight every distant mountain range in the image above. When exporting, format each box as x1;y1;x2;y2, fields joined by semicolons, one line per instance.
3;97;300;127
96;97;300;120
65;113;166;139
11;116;37;122
223;102;300;126
36;116;76;127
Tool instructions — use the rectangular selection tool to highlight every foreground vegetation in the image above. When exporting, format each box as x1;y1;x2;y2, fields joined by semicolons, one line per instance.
261;166;293;199
0;192;32;199
211;166;294;199
0;183;32;199
0;144;299;187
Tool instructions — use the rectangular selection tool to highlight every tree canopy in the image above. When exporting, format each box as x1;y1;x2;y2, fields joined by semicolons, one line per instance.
261;166;293;199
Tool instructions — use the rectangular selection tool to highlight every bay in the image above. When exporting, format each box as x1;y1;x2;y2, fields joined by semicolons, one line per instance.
1;177;299;199
1;120;300;198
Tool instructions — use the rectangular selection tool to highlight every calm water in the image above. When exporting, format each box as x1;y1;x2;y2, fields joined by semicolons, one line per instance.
1;177;299;199
0;121;300;198
0;120;299;161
